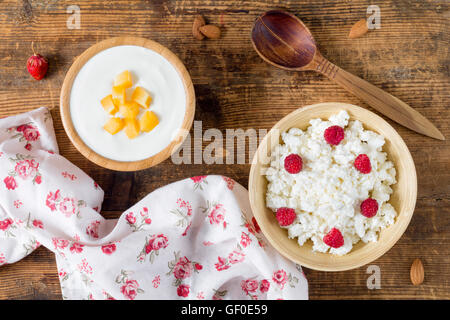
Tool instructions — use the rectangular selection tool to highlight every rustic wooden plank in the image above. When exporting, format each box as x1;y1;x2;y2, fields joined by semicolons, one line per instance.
0;198;448;300
0;246;61;300
0;0;448;300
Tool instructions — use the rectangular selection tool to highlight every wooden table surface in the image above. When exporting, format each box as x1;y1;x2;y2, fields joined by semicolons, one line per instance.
0;0;448;300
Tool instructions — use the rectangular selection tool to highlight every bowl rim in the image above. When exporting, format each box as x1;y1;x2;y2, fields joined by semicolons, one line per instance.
248;102;417;271
60;36;195;171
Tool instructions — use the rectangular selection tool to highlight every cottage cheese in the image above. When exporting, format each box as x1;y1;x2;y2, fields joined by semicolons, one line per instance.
265;110;397;255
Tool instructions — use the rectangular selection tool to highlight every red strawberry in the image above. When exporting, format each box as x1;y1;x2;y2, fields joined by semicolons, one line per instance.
276;207;296;226
27;47;48;80
323;228;344;248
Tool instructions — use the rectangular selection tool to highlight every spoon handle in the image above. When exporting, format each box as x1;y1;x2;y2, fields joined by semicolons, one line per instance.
315;57;444;140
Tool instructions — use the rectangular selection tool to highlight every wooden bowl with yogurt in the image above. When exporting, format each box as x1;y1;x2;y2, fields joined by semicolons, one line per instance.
60;37;195;171
248;102;417;271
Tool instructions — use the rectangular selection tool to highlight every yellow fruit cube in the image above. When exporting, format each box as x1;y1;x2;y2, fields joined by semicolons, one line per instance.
125;118;140;139
119;101;140;119
112;86;126;106
114;70;132;89
101;94;118;115
103;117;124;135
139;111;159;132
132;86;152;108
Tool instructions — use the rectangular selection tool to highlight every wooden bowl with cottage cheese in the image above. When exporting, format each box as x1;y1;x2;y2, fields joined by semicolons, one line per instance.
248;102;417;271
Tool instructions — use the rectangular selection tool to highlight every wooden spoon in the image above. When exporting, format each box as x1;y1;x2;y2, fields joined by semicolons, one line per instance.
251;10;444;140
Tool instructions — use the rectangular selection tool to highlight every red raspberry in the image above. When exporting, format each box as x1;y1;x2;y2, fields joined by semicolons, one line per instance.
360;198;378;218
284;154;303;174
354;154;371;174
324;125;345;145
276;207;296;226
323;228;344;248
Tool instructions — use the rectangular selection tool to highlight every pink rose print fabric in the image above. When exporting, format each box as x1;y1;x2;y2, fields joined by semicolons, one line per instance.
0;108;308;300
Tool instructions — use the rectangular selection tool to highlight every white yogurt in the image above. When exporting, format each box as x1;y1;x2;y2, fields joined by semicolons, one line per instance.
70;45;186;161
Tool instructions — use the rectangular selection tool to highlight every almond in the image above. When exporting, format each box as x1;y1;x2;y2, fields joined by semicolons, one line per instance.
199;25;221;39
192;15;206;40
348;19;369;39
410;258;424;285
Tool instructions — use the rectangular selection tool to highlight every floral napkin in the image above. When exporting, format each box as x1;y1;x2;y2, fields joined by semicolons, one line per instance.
0;108;308;300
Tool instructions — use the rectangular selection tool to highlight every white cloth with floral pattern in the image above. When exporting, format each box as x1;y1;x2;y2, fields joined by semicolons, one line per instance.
0;108;308;300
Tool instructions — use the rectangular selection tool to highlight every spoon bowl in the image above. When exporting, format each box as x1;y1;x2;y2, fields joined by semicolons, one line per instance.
251;10;317;70
251;10;444;140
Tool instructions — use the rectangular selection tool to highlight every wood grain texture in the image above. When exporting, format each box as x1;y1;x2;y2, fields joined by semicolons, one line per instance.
323;59;445;140
0;0;449;300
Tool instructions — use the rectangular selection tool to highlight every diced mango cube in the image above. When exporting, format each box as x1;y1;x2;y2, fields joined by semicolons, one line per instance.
139;111;159;132
99;72;158;139
132;86;152;108
101;94;118;115
119;101;140;119
103;117;125;135
114;70;132;89
112;86;126;106
125;118;140;139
